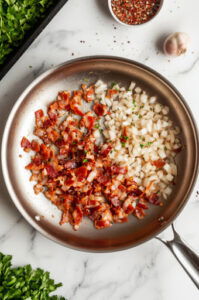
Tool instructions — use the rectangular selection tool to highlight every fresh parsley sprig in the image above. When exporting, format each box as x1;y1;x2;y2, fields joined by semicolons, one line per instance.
0;252;66;299
0;0;54;64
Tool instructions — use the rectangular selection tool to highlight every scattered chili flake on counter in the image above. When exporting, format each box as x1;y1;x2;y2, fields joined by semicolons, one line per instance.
111;0;161;25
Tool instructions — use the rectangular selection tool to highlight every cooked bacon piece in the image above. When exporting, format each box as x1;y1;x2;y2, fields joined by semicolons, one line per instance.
148;193;162;206
40;144;52;160
100;144;112;157
45;165;58;178
131;188;143;197
34;109;44;128
64;160;77;169
75;166;88;181
57;91;70;109
82;84;95;102
133;207;146;219
137;202;148;209
93;103;107;116
106;89;118;98
21;137;31;152
80;112;95;130
112;207;128;223
111;165;128;175
70;93;84;116
110;197;120;207
152;159;165;168
72;206;83;230
35;109;44;119
95;220;112;229
173;147;182;153
60;211;69;225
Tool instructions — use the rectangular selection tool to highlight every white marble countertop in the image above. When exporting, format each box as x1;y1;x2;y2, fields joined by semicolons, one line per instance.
0;0;199;299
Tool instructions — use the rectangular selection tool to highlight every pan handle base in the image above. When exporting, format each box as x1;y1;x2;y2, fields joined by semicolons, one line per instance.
156;224;199;289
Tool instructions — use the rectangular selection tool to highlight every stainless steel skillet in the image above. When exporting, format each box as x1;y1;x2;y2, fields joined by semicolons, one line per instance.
1;56;199;287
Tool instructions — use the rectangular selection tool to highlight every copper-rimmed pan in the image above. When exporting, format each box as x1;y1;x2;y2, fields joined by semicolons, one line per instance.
1;56;199;287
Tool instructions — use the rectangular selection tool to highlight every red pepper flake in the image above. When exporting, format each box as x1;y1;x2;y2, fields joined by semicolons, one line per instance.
111;0;161;25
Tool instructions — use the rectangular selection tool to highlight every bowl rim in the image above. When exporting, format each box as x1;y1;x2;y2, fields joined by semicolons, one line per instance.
107;0;164;27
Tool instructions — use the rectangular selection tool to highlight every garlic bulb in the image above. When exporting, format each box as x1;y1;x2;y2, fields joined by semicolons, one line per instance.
163;32;190;57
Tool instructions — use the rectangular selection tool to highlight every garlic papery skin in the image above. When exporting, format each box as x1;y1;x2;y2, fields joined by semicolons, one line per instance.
163;32;190;57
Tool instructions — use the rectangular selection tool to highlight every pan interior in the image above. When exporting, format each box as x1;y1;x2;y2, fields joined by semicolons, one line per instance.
3;57;198;251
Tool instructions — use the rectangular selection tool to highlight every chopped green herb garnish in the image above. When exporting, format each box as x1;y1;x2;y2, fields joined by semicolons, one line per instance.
111;82;117;88
140;142;153;148
84;150;88;154
0;0;55;65
83;159;88;163
121;142;126;147
123;136;129;140
99;128;103;133
95;123;100;129
146;142;153;146
138;114;142;119
0;252;66;299
132;99;136;105
140;105;144;108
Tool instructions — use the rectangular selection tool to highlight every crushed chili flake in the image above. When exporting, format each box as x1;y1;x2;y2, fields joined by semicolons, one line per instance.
21;83;162;231
111;0;161;25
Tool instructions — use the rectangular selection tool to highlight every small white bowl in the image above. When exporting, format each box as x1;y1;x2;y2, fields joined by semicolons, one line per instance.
108;0;164;27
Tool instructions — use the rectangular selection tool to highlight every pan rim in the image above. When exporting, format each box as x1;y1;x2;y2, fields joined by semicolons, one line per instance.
1;55;199;252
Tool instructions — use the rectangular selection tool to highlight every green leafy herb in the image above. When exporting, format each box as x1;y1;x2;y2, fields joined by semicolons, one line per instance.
95;123;100;129
111;82;116;88
121;142;126;147
138;114;142;119
0;252;66;299
122;136;128;140
0;0;55;65
140;142;153;148
99;128;103;133
83;159;88;163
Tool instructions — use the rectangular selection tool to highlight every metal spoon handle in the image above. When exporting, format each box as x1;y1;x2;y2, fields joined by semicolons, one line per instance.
157;224;199;289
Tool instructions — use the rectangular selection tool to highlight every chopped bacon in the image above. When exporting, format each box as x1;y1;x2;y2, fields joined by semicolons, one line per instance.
152;159;165;168
40;144;52;160
21;137;31;151
94;219;112;229
106;89;118;98
173;147;182;153
72;206;83;230
82;84;95;102
21;84;172;231
75;166;88;181
80;112;95;130
64;160;77;169
45;165;58;178
134;207;146;219
93;103;107;116
111;165;128;175
35;109;44;119
100;144;112;156
148;193;162;206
